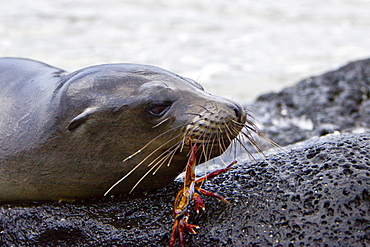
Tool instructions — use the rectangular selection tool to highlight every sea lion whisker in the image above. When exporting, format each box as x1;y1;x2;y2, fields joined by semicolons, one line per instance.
153;143;181;174
224;124;236;145
222;119;238;146
197;131;210;162
244;120;258;129
217;124;224;133
201;136;215;168
245;118;263;132
217;132;227;154
223;130;233;155
182;112;203;117
104;132;185;196
226;122;265;158
165;144;181;168
206;100;217;111
223;126;237;158
230;114;261;133
215;130;224;149
239;130;267;156
198;138;206;162
217;137;226;157
229;122;247;138
237;116;261;135
229;126;246;142
197;104;213;114
201;132;212;162
203;133;215;161
255;130;284;152
239;132;276;163
122;124;187;163
152;116;173;128
207;131;218;162
192;129;210;161
180;129;191;153
130;142;184;194
219;119;233;151
128;141;182;194
129;159;166;194
148;154;171;175
137;132;185;169
233;135;257;161
146;139;183;168
208;136;218;162
230;119;250;128
241;119;273;145
229;118;241;124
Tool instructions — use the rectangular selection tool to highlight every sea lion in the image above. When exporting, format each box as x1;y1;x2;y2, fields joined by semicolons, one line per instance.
0;57;252;202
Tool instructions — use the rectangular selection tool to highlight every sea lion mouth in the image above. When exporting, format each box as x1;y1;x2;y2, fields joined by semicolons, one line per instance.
183;136;232;149
179;124;239;164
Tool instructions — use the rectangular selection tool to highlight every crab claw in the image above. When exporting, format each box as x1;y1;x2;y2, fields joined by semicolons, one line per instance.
169;216;200;247
193;192;205;213
182;216;200;234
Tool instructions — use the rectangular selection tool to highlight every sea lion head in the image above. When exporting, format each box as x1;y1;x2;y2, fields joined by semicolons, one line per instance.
55;64;250;195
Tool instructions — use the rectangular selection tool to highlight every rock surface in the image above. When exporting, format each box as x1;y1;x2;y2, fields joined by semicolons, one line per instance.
1;59;370;246
249;58;370;146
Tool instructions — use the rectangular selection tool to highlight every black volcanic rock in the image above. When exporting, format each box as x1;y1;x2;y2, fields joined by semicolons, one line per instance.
191;132;370;246
248;58;370;146
1;59;370;246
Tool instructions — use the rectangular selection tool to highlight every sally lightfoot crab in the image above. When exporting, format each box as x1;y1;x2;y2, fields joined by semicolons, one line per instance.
169;140;236;247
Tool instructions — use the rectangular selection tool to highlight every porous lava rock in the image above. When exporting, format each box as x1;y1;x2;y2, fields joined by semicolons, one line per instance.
249;58;370;146
1;59;370;246
192;132;370;246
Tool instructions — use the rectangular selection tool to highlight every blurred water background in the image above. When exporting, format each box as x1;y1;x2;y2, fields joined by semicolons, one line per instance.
1;0;369;104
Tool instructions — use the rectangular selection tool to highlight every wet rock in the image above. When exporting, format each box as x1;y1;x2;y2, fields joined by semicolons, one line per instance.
1;59;370;246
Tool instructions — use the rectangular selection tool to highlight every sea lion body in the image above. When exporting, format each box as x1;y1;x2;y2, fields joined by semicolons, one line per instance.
0;58;246;202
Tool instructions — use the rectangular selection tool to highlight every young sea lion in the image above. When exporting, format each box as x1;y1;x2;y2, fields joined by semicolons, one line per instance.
0;58;252;202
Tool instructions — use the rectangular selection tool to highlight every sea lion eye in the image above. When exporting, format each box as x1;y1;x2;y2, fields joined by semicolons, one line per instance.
148;102;172;117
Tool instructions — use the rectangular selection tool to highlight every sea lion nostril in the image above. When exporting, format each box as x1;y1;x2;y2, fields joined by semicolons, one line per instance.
231;104;244;122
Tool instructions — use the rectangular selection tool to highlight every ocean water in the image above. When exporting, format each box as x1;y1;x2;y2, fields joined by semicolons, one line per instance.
1;0;369;104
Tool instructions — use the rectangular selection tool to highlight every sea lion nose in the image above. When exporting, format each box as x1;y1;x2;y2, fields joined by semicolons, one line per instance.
230;103;246;123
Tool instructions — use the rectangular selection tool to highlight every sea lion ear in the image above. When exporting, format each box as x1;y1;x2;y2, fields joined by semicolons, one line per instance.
67;107;98;131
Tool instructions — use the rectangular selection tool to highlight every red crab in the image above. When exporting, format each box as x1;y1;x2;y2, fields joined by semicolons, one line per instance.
169;140;236;247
